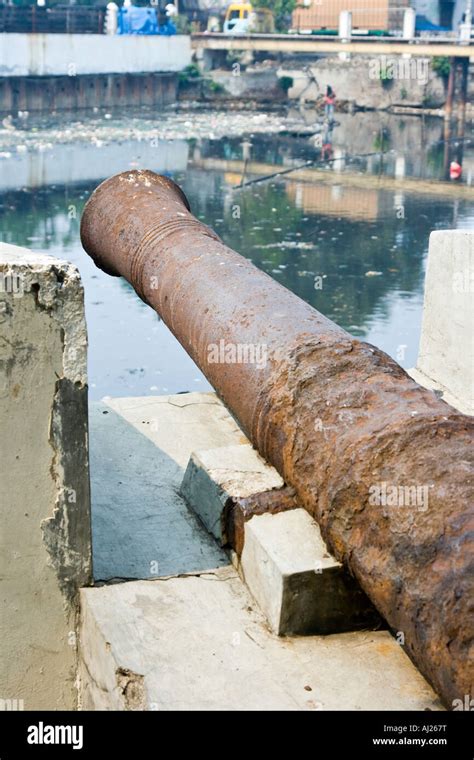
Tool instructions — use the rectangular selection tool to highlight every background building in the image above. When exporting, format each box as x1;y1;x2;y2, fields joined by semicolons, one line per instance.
292;0;412;34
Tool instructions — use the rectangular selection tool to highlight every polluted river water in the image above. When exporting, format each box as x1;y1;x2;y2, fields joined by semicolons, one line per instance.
0;105;472;400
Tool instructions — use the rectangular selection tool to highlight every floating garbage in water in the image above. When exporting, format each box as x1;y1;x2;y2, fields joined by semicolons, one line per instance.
365;271;383;277
254;241;316;250
0;109;302;154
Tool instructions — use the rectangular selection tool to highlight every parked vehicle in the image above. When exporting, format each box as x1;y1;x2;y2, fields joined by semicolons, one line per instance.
223;2;252;34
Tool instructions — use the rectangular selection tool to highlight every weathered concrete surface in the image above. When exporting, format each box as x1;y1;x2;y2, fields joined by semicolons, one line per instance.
281;57;447;109
241;509;380;635
0;72;178;114
208;68;287;101
0;244;92;710
0;33;191;77
90;393;245;580
92;392;379;636
180;443;284;543
79;568;443;711
409;230;473;416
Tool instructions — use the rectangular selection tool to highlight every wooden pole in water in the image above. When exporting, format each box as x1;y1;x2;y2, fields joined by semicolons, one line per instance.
457;57;469;140
444;56;456;123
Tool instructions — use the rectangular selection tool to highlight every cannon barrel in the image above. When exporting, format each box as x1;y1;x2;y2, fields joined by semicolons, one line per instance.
81;170;473;707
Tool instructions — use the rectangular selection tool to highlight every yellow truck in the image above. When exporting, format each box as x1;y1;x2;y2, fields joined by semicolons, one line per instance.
223;3;252;34
223;3;275;35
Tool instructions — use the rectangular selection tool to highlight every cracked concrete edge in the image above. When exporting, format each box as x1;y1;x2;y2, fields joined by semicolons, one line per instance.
103;390;221;410
0;245;92;709
79;567;236;710
79;567;443;711
34;253;93;599
0;244;87;386
79;590;139;711
93;566;236;585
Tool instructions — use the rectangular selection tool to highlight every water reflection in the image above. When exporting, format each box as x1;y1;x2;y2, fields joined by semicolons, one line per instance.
0;109;472;399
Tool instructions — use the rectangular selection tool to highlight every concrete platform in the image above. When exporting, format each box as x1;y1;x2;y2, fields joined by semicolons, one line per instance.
89;392;245;581
85;391;444;709
79;566;443;711
90;391;376;636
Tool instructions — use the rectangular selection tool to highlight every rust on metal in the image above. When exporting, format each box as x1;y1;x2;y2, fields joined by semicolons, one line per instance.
223;485;300;556
81;169;473;707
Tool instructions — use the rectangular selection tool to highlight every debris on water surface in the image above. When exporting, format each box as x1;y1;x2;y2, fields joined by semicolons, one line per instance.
0;109;309;153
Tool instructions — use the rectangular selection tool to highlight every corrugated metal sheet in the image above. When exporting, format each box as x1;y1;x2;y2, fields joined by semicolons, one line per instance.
292;0;410;32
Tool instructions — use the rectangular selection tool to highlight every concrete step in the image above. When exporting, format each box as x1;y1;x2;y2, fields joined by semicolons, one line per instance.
83;391;443;709
92;391;379;634
180;439;379;635
79;566;442;711
180;442;284;544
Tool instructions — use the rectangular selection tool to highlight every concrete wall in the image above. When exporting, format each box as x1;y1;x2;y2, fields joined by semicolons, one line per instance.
280;57;447;109
410;230;474;415
0;33;191;77
0;71;178;113
0;245;92;709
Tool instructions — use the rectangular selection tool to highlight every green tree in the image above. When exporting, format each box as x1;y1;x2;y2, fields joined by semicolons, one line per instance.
252;0;296;33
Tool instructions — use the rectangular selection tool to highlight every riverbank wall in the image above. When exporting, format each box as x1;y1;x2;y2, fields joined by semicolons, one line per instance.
0;33;191;112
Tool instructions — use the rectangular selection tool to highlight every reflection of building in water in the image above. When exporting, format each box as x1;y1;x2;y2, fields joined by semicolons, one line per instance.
0;140;189;192
287;181;379;221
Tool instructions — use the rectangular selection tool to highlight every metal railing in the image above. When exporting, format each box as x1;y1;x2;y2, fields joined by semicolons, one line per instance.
0;6;106;34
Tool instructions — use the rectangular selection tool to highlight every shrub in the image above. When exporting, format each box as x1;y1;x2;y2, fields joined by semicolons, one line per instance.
278;75;294;92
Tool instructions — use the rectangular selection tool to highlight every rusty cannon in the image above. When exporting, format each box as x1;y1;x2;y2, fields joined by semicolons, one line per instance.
81;170;473;707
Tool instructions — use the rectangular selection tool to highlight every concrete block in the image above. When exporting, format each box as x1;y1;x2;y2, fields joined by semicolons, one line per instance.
409;230;473;415
241;509;380;635
180;443;284;543
0;244;92;710
79;568;442;711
